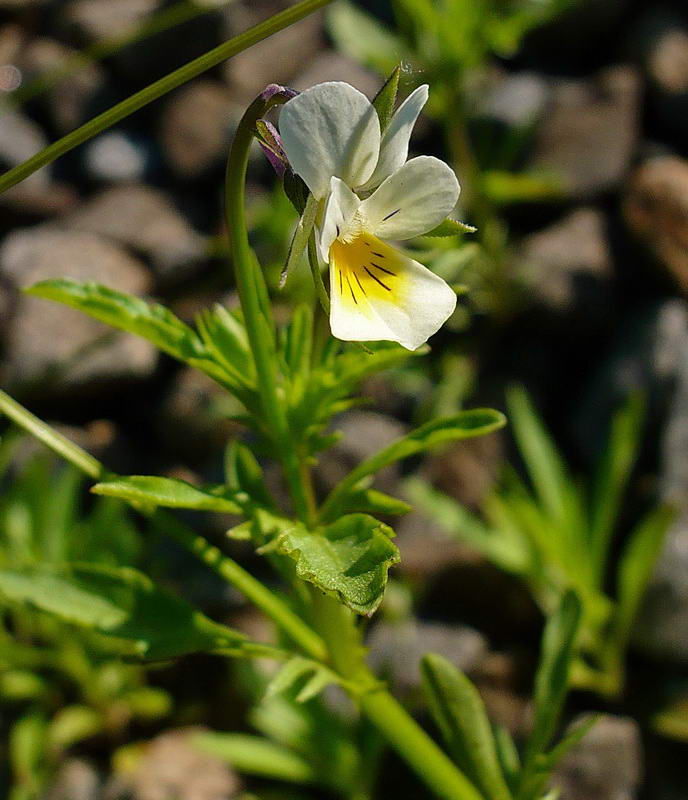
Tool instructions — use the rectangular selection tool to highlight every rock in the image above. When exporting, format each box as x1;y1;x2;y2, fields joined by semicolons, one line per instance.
623;156;688;292
394;509;473;579
478;70;549;127
44;758;101;800
62;184;206;280
515;207;613;317
65;0;160;40
529;66;640;198
0;107;76;216
290;51;381;98
316;410;408;495
223;7;323;103
425;431;504;510
367;620;488;692
551;714;642;800
160;80;241;179
123;728;241;800
0;227;157;393
83;132;151;183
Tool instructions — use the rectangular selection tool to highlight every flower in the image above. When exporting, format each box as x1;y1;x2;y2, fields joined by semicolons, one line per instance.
279;81;461;350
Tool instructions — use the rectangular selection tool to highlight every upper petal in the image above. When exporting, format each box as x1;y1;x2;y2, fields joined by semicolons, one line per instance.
360;84;429;191
318;177;360;262
360;156;460;240
279;82;381;200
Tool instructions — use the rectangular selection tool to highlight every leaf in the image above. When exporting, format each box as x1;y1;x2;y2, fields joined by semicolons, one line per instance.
195;304;255;389
224;442;274;509
320;486;411;524
421;653;512;800
494;726;521;792
589;393;645;578
265;657;340;704
326;1;402;75
26;279;203;363
424;218;478;237
481;170;564;205
193;732;317;784
91;475;244;514
277;514;400;616
611;504;675;660
541;714;599;772
522;591;582;773
48;705;103;751
372;65;401;132
0;564;250;660
284;304;313;383
323;408;505;516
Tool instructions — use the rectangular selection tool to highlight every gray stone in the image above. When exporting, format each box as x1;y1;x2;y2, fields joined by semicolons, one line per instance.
160;80;241;178
84;132;149;183
516;207;613;315
43;758;101;800
394;509;473;579
623;156;688;292
552;714;642;800
62;184;205;279
478;70;549;127
529;66;640;198
121;728;241;800
65;0;160;40
0;227;157;392
223;6;323;103
367;620;488;692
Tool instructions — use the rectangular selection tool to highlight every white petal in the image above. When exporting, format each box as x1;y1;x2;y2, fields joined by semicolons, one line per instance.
279;82;381;199
329;233;456;351
360;156;460;240
360;84;428;191
319;177;360;261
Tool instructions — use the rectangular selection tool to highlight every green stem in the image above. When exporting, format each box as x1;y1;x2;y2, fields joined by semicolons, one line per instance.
224;92;314;525
0;0;334;195
0;390;326;661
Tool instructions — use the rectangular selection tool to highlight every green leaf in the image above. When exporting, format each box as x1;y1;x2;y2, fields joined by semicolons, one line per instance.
26;279;203;362
0;564;250;660
48;705;103;751
372;65;401;132
195;304;255;389
193;732;318;784
589;393;645;579
481;170;564;205
421;653;513;800
424;218;478;237
224;442;274;510
523;591;582;774
326;1;402;75
284;304;313;383
277;514;400;616
323;408;505;516
611;504;675;661
320;486;411;524
541;714;599;772
494;726;521;793
265;657;340;704
91;475;244;514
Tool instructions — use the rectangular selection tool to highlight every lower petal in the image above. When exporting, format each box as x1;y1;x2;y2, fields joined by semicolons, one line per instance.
329;234;457;351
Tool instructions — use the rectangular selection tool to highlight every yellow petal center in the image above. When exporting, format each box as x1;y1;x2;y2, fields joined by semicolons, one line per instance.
329;232;408;311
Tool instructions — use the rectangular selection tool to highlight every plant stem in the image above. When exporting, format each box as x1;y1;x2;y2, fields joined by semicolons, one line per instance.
0;0;334;195
224;91;315;525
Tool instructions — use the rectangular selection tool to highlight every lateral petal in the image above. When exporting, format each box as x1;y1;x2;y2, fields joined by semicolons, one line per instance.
360;156;460;240
319;177;361;262
279;82;381;200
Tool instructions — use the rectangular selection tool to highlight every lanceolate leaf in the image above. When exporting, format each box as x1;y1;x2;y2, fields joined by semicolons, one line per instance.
91;475;244;514
319;486;411;524
424;218;477;237
323;409;506;516
372;65;401;132
421;654;513;800
26;279;203;362
276;514;400;616
0;564;251;660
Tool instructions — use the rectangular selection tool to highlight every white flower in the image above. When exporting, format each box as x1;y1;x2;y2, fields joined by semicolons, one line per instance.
279;81;461;351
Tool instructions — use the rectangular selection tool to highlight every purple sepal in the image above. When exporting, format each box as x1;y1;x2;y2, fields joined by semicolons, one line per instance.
257;119;290;178
260;83;298;102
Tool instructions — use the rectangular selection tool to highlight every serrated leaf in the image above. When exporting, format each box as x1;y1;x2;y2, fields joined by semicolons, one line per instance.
424;218;477;237
323;409;506;516
0;564;250;660
277;514;400;616
92;475;244;514
26;279;203;362
372;65;401;132
421;653;512;800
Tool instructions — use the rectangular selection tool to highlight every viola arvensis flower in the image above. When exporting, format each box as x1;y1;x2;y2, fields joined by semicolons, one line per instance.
279;81;461;350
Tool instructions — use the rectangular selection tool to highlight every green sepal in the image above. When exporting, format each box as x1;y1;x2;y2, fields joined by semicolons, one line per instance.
276;514;400;616
372;65;401;132
424;218;477;237
91;475;245;514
